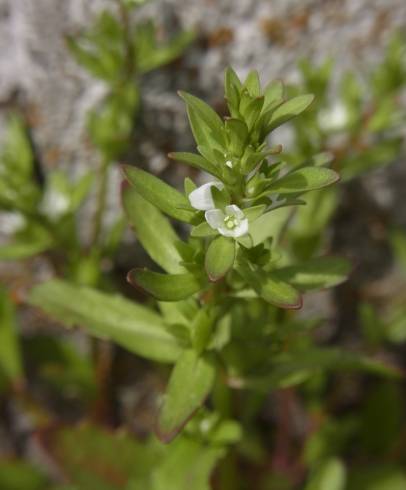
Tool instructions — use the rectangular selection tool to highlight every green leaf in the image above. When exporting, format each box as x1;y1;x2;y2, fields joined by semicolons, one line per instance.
224;67;241;116
249;206;292;247
262;80;284;113
243;204;266;222
266;94;315;132
28;280;181;363
122;186;184;273
191;307;214;355
178;91;226;148
305;458;346;490
122;165;195;223
0;288;23;384
152;434;224;490
205;236;236;281
168;152;221;178
244;96;264;130
225;118;248;157
238;264;302;309
249;347;400;392
258;274;302;309
128;269;206;301
157;349;216;442
266;167;339;194
274;257;351;291
191;221;218;238
243;70;261;97
0;238;52;261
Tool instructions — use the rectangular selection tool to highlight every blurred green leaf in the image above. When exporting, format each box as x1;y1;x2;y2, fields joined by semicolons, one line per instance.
28;280;181;363
23;335;96;400
274;256;351;291
266;167;339;195
128;269;206;301
265;94;314;133
305;458;346;490
0;288;23;384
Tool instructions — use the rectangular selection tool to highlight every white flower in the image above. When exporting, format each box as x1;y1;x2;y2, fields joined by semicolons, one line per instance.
188;181;224;211
205;205;248;238
318;102;348;131
40;189;70;219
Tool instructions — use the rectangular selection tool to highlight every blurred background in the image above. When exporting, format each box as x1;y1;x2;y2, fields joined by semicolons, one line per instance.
0;0;406;489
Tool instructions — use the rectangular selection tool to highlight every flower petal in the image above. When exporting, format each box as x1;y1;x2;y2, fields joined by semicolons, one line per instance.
205;208;225;229
232;218;249;237
188;181;224;211
217;226;235;237
225;204;244;220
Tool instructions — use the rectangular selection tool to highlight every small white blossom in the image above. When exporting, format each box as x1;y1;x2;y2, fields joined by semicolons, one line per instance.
40;190;70;219
318;102;348;131
188;181;224;211
225;160;233;168
205;205;248;238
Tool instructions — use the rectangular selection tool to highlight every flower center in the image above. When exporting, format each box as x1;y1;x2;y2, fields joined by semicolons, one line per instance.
224;214;239;229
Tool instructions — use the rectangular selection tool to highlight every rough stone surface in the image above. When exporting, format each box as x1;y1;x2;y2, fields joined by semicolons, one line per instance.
0;0;405;170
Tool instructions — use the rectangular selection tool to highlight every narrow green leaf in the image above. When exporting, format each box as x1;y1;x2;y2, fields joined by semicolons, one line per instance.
191;307;214;355
225;118;248;157
184;177;197;195
28;280;181;363
205;237;236;281
225;66;242;91
168;152;221;178
266;167;339;194
266;94;315;132
243;204;266;222
224;67;242;116
262;80;284;113
123;186;184;273
157;349;216;442
275;257;351;291
0;239;52;261
244;96;264;130
239;264;302;309
122;165;195;223
178;91;226;148
243;70;261;97
128;269;206;301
